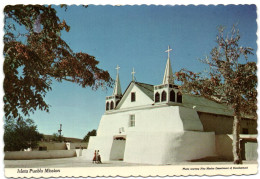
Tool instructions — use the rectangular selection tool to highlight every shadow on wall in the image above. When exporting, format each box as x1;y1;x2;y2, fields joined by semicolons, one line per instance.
215;135;258;161
109;139;126;160
215;135;233;161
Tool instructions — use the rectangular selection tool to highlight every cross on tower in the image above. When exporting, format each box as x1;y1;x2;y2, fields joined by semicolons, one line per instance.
165;45;173;59
131;68;136;81
115;65;120;75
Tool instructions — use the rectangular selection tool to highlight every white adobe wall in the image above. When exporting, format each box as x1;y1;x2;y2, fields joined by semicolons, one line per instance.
164;131;216;163
97;106;203;137
87;106;207;163
179;107;203;131
124;131;216;164
85;135;113;161
215;134;233;160
110;140;126;160
215;134;257;161
124;131;168;164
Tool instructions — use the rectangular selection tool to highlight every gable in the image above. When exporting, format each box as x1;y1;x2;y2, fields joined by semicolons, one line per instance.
135;82;154;100
116;82;154;109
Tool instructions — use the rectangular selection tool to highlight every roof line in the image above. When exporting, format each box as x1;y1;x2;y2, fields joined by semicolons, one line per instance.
135;82;154;93
135;81;154;87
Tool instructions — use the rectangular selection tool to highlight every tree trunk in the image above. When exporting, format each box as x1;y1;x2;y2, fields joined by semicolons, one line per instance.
232;109;242;164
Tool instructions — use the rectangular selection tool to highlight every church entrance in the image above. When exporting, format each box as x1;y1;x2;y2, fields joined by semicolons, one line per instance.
109;135;126;161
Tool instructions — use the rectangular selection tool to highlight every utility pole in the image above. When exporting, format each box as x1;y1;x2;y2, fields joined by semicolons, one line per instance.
58;124;62;137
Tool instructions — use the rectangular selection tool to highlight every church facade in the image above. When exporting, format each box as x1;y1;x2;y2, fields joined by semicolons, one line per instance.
86;46;257;164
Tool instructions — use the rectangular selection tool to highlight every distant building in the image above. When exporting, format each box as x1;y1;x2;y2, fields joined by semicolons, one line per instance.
36;135;88;151
86;46;257;164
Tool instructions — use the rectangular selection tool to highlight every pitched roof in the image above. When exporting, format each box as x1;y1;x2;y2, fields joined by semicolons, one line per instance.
135;82;154;100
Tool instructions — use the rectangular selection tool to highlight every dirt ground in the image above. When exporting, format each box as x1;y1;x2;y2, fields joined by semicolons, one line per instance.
4;156;257;168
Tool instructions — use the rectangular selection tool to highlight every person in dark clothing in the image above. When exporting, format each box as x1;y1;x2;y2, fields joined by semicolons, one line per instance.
97;150;102;164
92;150;97;163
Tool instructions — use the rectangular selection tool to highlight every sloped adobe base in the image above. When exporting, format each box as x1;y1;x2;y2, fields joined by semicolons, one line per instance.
124;131;216;164
86;131;216;165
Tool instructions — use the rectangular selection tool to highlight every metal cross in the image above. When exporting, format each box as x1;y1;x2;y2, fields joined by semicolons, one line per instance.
131;68;136;81
165;45;173;59
115;65;120;74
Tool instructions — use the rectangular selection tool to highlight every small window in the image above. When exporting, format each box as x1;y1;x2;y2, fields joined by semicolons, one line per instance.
129;115;135;127
106;102;110;110
110;101;114;109
177;92;182;103
161;91;167;102
170;90;175;102
131;92;136;102
155;92;160;103
39;146;47;151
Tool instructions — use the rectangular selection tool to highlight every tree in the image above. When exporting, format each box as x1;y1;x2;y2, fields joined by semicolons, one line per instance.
175;25;257;164
51;133;64;142
82;129;97;142
4;5;112;121
4;118;43;151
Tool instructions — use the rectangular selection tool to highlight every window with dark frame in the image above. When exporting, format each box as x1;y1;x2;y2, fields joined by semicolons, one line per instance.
106;102;109;110
110;101;114;109
170;90;175;102
177;92;182;103
155;92;160;103
39;146;47;151
131;92;136;102
161;91;167;102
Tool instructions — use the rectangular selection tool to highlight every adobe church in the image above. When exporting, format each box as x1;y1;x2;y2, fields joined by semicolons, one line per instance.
86;46;257;164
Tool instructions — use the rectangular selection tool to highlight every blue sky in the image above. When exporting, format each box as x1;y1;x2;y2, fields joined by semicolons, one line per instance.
30;5;257;139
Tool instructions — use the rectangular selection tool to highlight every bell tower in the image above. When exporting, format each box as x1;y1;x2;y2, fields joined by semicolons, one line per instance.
154;45;182;104
105;65;123;111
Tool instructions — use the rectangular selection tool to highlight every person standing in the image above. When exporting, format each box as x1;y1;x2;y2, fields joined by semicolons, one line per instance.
92;150;96;163
97;150;102;164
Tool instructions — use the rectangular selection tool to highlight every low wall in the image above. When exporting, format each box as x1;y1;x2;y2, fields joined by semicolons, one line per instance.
5;150;76;160
36;142;88;150
245;142;257;161
70;143;88;149
75;149;84;157
215;134;258;161
37;142;67;150
215;134;233;160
